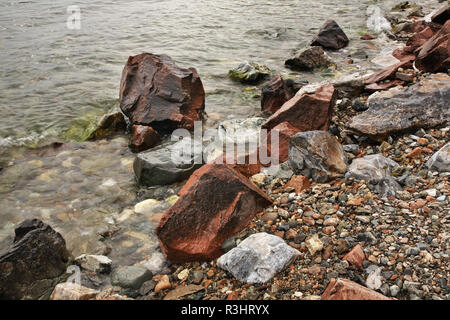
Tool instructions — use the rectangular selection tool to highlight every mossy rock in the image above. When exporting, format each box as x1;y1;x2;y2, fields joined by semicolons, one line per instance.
228;61;271;84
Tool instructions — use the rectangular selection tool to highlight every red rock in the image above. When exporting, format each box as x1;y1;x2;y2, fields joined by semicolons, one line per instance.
129;125;161;153
407;147;423;158
285;175;311;194
157;164;272;262
343;244;366;269
119;53;205;133
262;84;337;133
406;27;436;51
360;34;376;40
415;20;450;73
364;59;413;85
322;278;392;300
431;4;450;25
392;48;416;62
261;75;296;114
264;122;301;163
311;20;349;50
223;151;262;178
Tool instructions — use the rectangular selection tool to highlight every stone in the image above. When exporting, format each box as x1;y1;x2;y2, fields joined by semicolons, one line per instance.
311;20;349;50
285;175;311;194
50;283;99;300
343;244;365;269
366;267;383;290
348;74;450;140
426;142;450;172
322;278;392;300
305;234;323;256
111;266;153;290
75;254;112;274
154;275;171;293
262;84;337;133
217;233;300;284
129;125;161;153
415;21;450;73
87;110;127;141
163;284;204;300
364;59;413;85
134;138;203;187
431;4;450;25
119;53;205;132
265;122;301;164
228;61;270;84
156;164;272;262
0;219;70;300
289;131;347;183
285;46;333;71
260;75;300;114
345;155;402;197
390;285;400;297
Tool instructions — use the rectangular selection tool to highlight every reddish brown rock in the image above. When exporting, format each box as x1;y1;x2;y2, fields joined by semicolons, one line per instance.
364;59;413;85
431;4;450;25
119;53;205;133
322;278;392;300
157;164;272;262
222;152;262;178
261;75;296;114
415;20;450;73
129;125;161;153
343;244;366;269
265;122;301;163
262;84;337;133
285;175;311;194
360;34;376;40
311;20;349;50
406;26;436;50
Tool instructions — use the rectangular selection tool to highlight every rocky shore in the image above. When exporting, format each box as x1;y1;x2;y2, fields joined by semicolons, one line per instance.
0;1;449;300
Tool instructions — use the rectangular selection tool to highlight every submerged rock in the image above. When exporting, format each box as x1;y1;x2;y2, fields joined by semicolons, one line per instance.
228;61;270;84
285;46;333;71
426;142;450;172
311;20;349;50
0;219;70;300
75;254;112;274
217;233;300;284
349;74;450;140
289;131;348;183
156;164;272;262
345;154;402;197
119;53;205;132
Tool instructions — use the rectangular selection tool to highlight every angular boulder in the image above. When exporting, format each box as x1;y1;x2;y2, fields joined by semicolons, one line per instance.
0;219;70;300
119;53;205;132
262;84;337;132
322;278;392;300
349;74;450;140
156;164;272;262
261;75;302;114
289;131;348;183
415;20;450;73
228;61;270;84
285;46;333;71
134;138;203;187
217;233;300;284
426;142;450;172
345;154;402;197
129;125;161;153
311;20;349;50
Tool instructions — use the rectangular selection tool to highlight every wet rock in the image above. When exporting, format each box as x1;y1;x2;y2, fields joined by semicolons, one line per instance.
262;84;337;132
289;131;347;183
426;142;450;172
415;21;450;73
322;278;392;300
260;75;299;114
156;164;272;262
349;74;450;140
217;233;300;284
345;155;401;197
50;283;99;300
119;53;205;132
311;20;349;50
75;254;112;274
129;125;161;153
88;111;127;141
228;61;270;84
111;266;153;290
343;244;365;270
134;138;203;187
0;219;70;300
285;46;333;71
431;4;450;25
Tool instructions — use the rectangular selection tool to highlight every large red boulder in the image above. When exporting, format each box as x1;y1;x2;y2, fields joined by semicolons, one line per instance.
262;84;337;132
156;164;272;262
311;20;349;50
322;278;392;300
415;20;450;73
119;53;205;133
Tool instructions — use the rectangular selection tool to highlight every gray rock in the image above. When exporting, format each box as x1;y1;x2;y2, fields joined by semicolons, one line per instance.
289;131;348;182
75;254;112;274
134;138;203;187
285;46;333;71
426;142;450;172
390;285;400;297
343;144;361;155
217;233;300;284
348;74;450;140
228;61;270;84
111;266;153;290
221;237;237;253
345;154;402;197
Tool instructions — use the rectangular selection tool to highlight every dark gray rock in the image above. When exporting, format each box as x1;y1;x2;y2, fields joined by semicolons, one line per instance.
285;46;333;71
111;266;152;290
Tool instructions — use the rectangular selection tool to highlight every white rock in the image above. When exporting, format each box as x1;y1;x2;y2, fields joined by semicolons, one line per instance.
366;267;383;290
134;199;160;215
305;234;323;255
141;251;167;274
